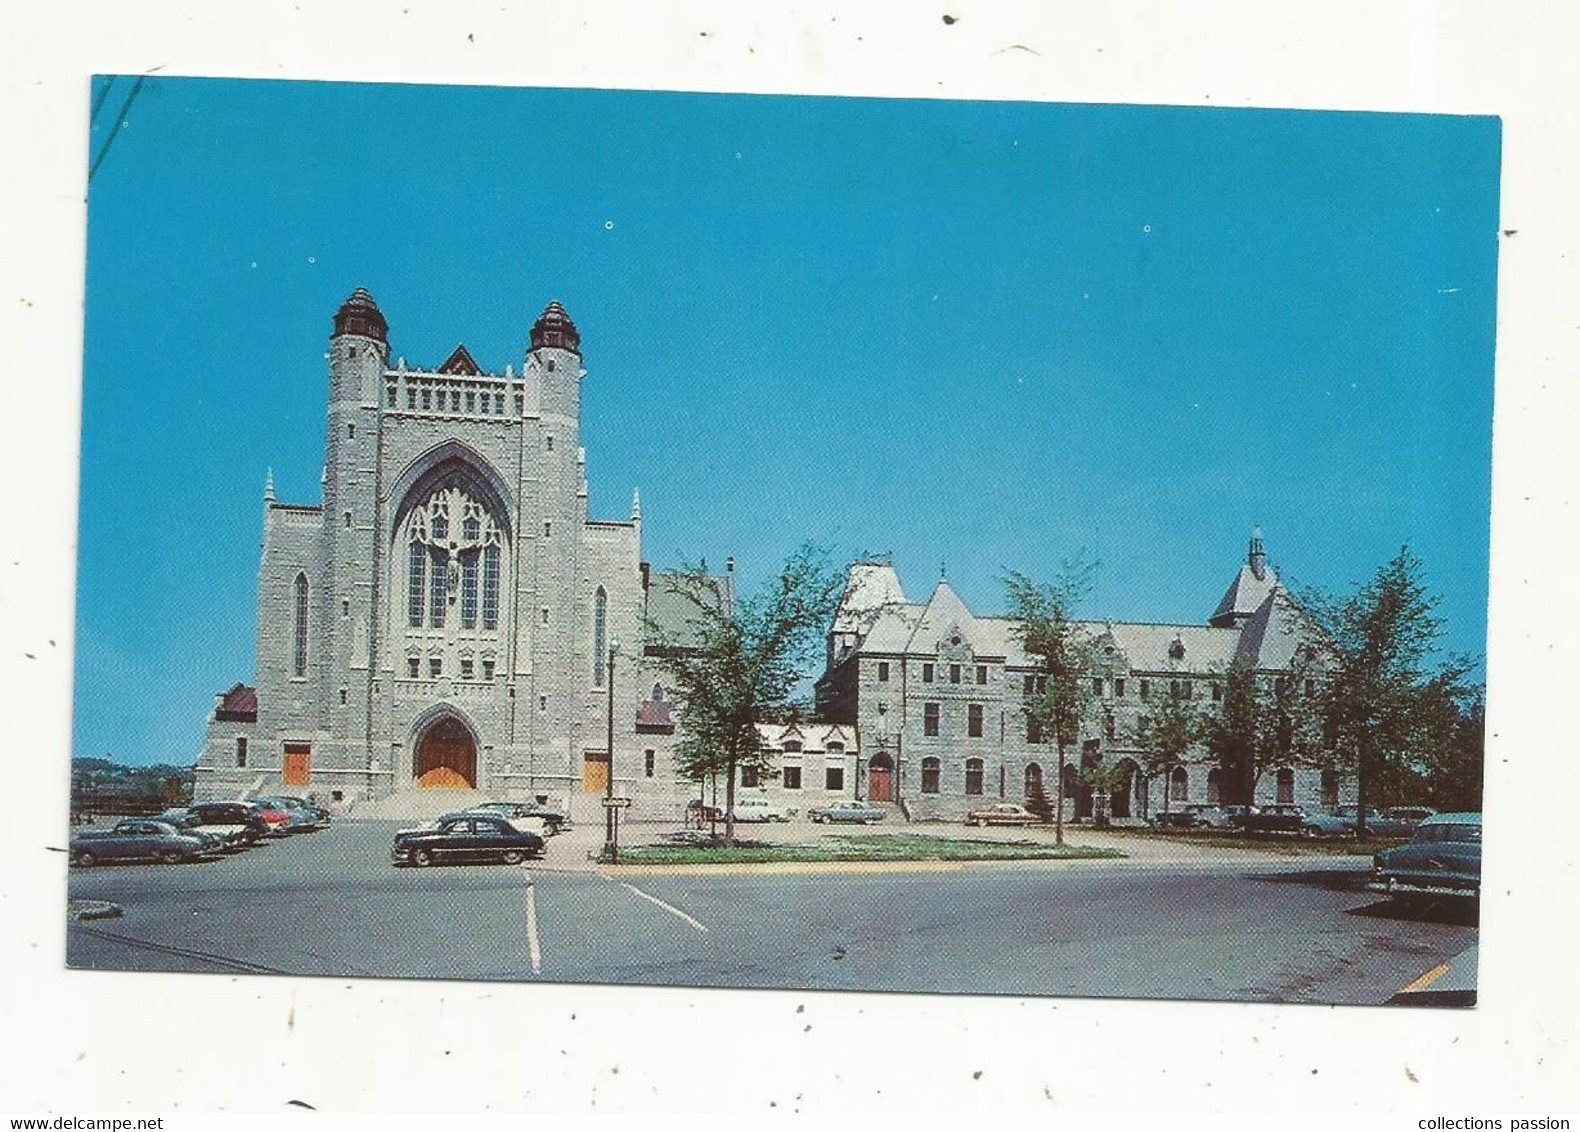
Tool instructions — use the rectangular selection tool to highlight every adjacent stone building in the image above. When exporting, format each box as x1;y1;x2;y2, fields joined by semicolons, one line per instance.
812;536;1354;823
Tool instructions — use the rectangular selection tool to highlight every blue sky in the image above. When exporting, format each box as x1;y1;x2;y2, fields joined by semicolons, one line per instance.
77;78;1500;765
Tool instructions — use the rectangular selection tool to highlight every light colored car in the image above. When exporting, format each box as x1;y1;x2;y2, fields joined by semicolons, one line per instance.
808;800;886;824
70;820;209;866
729;797;792;823
965;803;1040;827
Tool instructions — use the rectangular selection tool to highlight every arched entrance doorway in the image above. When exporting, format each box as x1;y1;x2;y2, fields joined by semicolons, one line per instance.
868;752;894;802
414;715;477;788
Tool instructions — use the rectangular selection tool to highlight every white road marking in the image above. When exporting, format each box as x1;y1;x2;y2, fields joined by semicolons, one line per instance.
616;880;708;933
525;881;543;974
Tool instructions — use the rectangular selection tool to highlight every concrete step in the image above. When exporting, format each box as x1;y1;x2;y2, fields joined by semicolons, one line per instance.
352;788;487;820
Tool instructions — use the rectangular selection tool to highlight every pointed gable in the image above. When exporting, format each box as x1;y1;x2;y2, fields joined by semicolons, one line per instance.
907;579;981;656
437;343;483;375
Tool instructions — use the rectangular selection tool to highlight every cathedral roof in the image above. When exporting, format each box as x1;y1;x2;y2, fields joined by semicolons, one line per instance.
643;570;737;650
213;682;258;722
530;300;581;355
332;287;388;343
437;343;483;375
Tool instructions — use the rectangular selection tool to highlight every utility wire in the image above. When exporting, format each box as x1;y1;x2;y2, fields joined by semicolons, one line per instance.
88;75;146;183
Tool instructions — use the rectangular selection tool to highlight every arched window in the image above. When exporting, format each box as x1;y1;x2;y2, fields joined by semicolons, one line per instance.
825;741;844;756
1206;768;1222;805
921;757;941;794
651;683;664;701
400;474;505;639
964;758;985;796
292;573;309;677
592;586;608;685
1320;767;1339;807
782;740;803;754
1276;766;1295;805
1170;766;1188;801
1025;762;1044;798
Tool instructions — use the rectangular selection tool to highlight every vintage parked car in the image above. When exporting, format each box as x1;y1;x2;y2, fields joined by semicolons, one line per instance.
1332;805;1434;838
729;798;793;823
154;809;228;853
248;795;323;832
965;803;1041;827
471;800;572;834
1238;804;1308;834
391;814;546;867
70;820;210;866
1370;812;1481;902
186;801;272;847
272;795;331;827
807;800;886;825
1153;804;1233;830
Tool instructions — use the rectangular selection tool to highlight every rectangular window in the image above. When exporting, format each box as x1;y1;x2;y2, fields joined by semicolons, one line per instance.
494;393;505;414
515;394;524;415
968;703;984;738
741;765;760;789
1023;673;1034;695
347;423;355;439
1182;680;1193;699
407;657;420;679
1115;678;1126;698
1140;679;1151;700
465;391;476;412
428;658;442;679
342;599;349;617
922;662;935;683
387;386;397;408
950;664;961;684
339;688;347;705
964;760;985;796
1170;680;1181;699
1305;680;1315;697
644;749;656;778
539;695;547;712
825;767;845;791
541;607;550;625
461;554;478;629
482;659;495;682
1092;678;1104;696
407;388;417;410
451;390;461;412
235;737;248;768
421;388;431;410
920;759;940;794
344;511;352;529
877;661;890;682
1027;714;1043;744
782;766;801;789
481;545;500;630
976;664;988;685
924;702;940;737
547;435;554;451
429;552;446;628
543;522;552;538
460;659;474;680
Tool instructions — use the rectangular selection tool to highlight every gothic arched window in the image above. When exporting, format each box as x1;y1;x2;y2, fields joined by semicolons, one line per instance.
592;586;608;685
292;573;309;677
401;474;505;640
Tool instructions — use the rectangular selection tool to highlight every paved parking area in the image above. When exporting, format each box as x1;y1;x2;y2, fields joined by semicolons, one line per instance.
64;819;1476;1003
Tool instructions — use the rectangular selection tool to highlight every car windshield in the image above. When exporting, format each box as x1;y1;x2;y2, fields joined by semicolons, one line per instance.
1417;823;1481;843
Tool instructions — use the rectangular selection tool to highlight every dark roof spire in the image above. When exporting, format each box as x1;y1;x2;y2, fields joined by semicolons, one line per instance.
530;300;581;355
1248;526;1267;580
332;286;388;343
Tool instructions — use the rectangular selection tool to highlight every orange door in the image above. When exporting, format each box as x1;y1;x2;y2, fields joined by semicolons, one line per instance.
869;767;892;802
583;755;609;793
283;745;311;786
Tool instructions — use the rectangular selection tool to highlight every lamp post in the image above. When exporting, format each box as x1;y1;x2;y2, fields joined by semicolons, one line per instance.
603;639;620;860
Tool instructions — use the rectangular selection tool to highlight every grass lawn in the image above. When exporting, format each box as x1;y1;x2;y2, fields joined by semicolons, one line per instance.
614;833;1126;866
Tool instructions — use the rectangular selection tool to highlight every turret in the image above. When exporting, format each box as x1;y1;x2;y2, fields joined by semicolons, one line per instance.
329;287;390;405
527;300;584;425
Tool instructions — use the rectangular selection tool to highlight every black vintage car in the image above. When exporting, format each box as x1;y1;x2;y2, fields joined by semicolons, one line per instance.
187;801;272;847
390;815;546;867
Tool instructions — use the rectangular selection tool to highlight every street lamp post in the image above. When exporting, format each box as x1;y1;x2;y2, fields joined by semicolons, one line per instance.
603;639;620;861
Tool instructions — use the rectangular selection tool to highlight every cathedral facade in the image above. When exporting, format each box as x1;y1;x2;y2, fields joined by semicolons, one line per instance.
197;289;707;817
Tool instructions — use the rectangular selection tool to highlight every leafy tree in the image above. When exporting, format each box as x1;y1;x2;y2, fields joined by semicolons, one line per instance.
1005;562;1098;846
1302;547;1476;835
645;545;848;846
1133;687;1203;817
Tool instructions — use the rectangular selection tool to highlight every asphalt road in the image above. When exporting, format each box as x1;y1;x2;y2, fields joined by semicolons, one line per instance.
64;820;1477;1005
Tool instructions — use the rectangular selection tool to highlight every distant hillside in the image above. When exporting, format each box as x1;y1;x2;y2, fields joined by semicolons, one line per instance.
72;758;196;813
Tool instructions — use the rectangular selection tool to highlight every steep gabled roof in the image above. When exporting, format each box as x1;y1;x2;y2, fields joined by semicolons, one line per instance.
437;343;483;375
643;570;737;651
214;682;258;722
1234;588;1316;671
904;579;979;653
1210;529;1278;627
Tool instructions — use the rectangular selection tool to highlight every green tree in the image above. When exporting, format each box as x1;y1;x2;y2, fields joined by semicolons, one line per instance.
1005;563;1098;846
646;545;848;846
1302;547;1475;836
1133;688;1203;818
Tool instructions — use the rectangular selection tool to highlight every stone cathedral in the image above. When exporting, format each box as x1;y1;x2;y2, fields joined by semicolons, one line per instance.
196;289;708;817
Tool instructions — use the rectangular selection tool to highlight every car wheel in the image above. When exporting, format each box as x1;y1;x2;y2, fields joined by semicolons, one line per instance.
74;850;96;868
158;849;186;864
412;848;435;867
1300;825;1318;839
967;818;981;827
501;850;526;865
